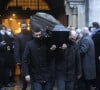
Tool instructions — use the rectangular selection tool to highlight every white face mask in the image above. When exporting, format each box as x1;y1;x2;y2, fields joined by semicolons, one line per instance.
79;33;83;38
0;31;5;35
91;28;95;32
6;31;12;36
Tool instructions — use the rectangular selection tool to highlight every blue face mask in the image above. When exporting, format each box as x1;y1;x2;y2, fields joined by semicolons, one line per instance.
6;31;12;36
0;31;5;35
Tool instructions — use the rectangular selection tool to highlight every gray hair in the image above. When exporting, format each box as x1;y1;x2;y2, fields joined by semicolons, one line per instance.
81;27;90;35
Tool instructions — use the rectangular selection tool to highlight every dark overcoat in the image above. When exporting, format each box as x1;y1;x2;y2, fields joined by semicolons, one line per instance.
79;34;96;80
14;31;32;63
22;39;53;81
64;42;82;81
92;30;100;86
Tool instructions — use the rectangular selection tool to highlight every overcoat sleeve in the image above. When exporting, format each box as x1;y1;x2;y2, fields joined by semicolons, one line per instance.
79;38;89;56
22;43;30;77
14;36;21;63
75;45;82;76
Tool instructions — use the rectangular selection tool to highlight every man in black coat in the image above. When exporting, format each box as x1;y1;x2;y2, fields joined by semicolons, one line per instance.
64;30;82;90
4;27;15;87
0;25;11;89
92;22;100;90
22;29;54;90
14;21;32;90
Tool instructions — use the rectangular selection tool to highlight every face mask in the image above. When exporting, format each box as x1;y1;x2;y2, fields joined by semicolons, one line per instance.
91;28;95;32
79;33;83;38
0;31;5;35
6;31;12;36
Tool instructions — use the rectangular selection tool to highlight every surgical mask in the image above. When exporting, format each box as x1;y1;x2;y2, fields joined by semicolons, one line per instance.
0;31;5;35
6;31;12;36
90;28;95;32
79;33;83;38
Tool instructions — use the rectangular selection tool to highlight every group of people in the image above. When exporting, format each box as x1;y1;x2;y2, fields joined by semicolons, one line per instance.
15;21;97;90
0;25;15;88
0;20;100;90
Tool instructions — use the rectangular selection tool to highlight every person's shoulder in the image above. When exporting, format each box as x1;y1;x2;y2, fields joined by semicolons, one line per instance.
96;30;100;34
27;39;34;45
15;32;22;37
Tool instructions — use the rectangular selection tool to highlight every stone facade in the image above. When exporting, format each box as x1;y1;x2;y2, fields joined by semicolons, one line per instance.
89;0;100;26
65;0;85;28
65;0;100;28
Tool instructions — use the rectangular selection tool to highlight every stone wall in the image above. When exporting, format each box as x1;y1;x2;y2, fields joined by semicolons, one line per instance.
89;0;100;25
65;0;85;28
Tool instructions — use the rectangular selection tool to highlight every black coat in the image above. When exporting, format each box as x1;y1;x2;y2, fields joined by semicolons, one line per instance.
14;31;32;63
0;33;9;54
64;42;82;81
22;39;53;81
92;30;100;61
92;30;100;81
79;34;96;80
54;49;67;80
0;33;13;84
4;34;15;66
0;33;15;66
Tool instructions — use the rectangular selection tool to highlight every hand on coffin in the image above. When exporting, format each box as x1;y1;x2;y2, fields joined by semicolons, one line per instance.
50;45;56;50
59;43;67;50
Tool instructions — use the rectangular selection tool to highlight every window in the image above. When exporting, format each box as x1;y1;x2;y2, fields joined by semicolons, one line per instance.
7;0;49;10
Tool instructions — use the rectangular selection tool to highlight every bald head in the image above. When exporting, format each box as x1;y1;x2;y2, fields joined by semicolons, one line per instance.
69;30;78;41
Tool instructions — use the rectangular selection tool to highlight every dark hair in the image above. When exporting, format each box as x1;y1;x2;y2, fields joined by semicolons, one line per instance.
20;20;28;27
92;22;100;28
20;20;27;24
88;26;92;31
0;24;6;30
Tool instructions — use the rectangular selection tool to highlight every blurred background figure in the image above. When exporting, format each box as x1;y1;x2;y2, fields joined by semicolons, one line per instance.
14;21;32;90
0;25;10;89
91;22;100;37
5;27;15;87
91;22;100;90
79;27;96;90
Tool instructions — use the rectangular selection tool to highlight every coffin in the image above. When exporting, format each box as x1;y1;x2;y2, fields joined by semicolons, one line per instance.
30;12;69;47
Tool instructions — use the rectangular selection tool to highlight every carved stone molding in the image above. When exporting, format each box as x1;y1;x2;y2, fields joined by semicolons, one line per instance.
67;0;85;8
